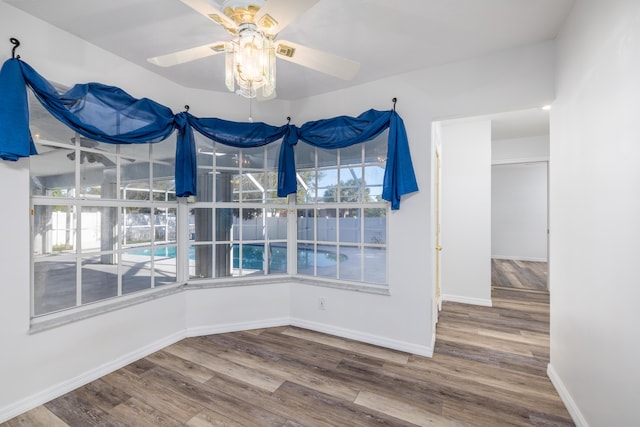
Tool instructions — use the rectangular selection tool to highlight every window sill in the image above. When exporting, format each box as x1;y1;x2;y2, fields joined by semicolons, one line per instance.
29;283;185;334
187;275;390;296
30;276;389;333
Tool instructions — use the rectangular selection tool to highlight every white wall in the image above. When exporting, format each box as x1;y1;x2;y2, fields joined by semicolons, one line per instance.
439;119;492;305
492;163;548;261
289;38;555;350
0;2;559;420
492;135;550;164
549;1;640;426
0;3;290;422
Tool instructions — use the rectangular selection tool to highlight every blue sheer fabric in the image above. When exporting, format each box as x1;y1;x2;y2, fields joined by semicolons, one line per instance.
0;58;418;209
295;109;418;209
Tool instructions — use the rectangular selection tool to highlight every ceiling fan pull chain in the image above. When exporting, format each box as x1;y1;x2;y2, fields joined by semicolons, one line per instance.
9;37;20;59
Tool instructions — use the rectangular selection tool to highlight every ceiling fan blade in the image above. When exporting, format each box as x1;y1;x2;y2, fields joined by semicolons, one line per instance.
275;40;359;80
147;42;226;67
180;0;237;33
255;0;319;35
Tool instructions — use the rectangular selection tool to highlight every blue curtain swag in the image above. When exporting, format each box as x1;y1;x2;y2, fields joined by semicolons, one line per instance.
0;58;418;209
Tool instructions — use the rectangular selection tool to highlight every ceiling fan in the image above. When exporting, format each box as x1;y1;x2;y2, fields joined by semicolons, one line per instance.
147;0;360;98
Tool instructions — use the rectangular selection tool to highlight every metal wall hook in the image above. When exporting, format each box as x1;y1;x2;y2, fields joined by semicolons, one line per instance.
184;105;190;112
10;38;20;59
392;97;397;112
286;116;291;124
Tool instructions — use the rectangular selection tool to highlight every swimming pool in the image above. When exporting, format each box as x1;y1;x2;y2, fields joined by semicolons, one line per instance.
128;244;346;269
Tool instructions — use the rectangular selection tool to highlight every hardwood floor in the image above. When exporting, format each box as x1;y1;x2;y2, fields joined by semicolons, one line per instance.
4;281;572;426
492;258;548;291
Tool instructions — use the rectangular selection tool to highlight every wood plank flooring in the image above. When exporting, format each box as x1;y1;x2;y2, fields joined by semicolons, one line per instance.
492;258;548;291
3;279;572;426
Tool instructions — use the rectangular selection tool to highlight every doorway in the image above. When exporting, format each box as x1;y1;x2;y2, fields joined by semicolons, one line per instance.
491;161;549;290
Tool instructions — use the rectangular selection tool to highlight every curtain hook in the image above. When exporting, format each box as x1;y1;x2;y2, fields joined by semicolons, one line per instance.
10;38;20;59
392;97;397;112
183;105;190;112
287;116;291;124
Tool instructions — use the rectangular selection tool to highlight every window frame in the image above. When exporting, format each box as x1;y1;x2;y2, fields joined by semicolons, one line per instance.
30;132;180;318
29;123;390;324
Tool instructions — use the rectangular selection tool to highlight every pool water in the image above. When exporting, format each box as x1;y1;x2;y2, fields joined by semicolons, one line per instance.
129;244;346;270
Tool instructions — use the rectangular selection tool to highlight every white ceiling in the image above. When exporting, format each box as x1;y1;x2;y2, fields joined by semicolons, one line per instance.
4;0;575;101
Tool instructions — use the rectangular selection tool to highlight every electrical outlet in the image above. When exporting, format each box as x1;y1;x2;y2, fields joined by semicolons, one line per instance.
319;298;326;310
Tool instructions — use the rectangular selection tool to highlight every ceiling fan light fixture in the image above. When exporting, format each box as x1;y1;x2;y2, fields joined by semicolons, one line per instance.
225;23;275;98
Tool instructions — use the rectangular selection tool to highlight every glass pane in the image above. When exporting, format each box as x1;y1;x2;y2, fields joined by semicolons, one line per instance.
265;171;285;204
296;169;316;204
339;245;361;282
364;165;385;202
339;167;363;203
364;247;387;284
215;172;240;203
265;142;280;169
215;144;241;168
364;208;387;244
154;207;177;244
216;243;235;278
317;211;337;242
80;206;117;253
30;144;75;197
154;245;177;286
33;205;77;255
216;208;239;241
297;209;314;241
190;208;212;242
295;143;315;169
195;168;214;203
152;161;175;202
195;134;214;203
243;146;265;169
243;208;265;240
122;207;152;247
33;254;76;315
296;243;314;276
339;209;361;243
152;136;176;164
190;244;213;279
121;158;150;200
120;142;149;160
242;172;265;202
122;250;152;294
266;209;287;240
317;147;337;168
340;144;362;166
74;137;116;154
316;244;338;279
317;169;338;203
268;242;287;274
364;132;388;163
29;92;75;144
81;255;118;304
239;243;265;275
79;151;117;199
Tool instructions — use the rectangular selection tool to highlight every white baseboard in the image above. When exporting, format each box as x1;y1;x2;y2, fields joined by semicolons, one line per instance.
0;330;186;424
185;317;291;338
547;363;589;427
441;294;492;307
290;317;434;357
492;255;548;262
